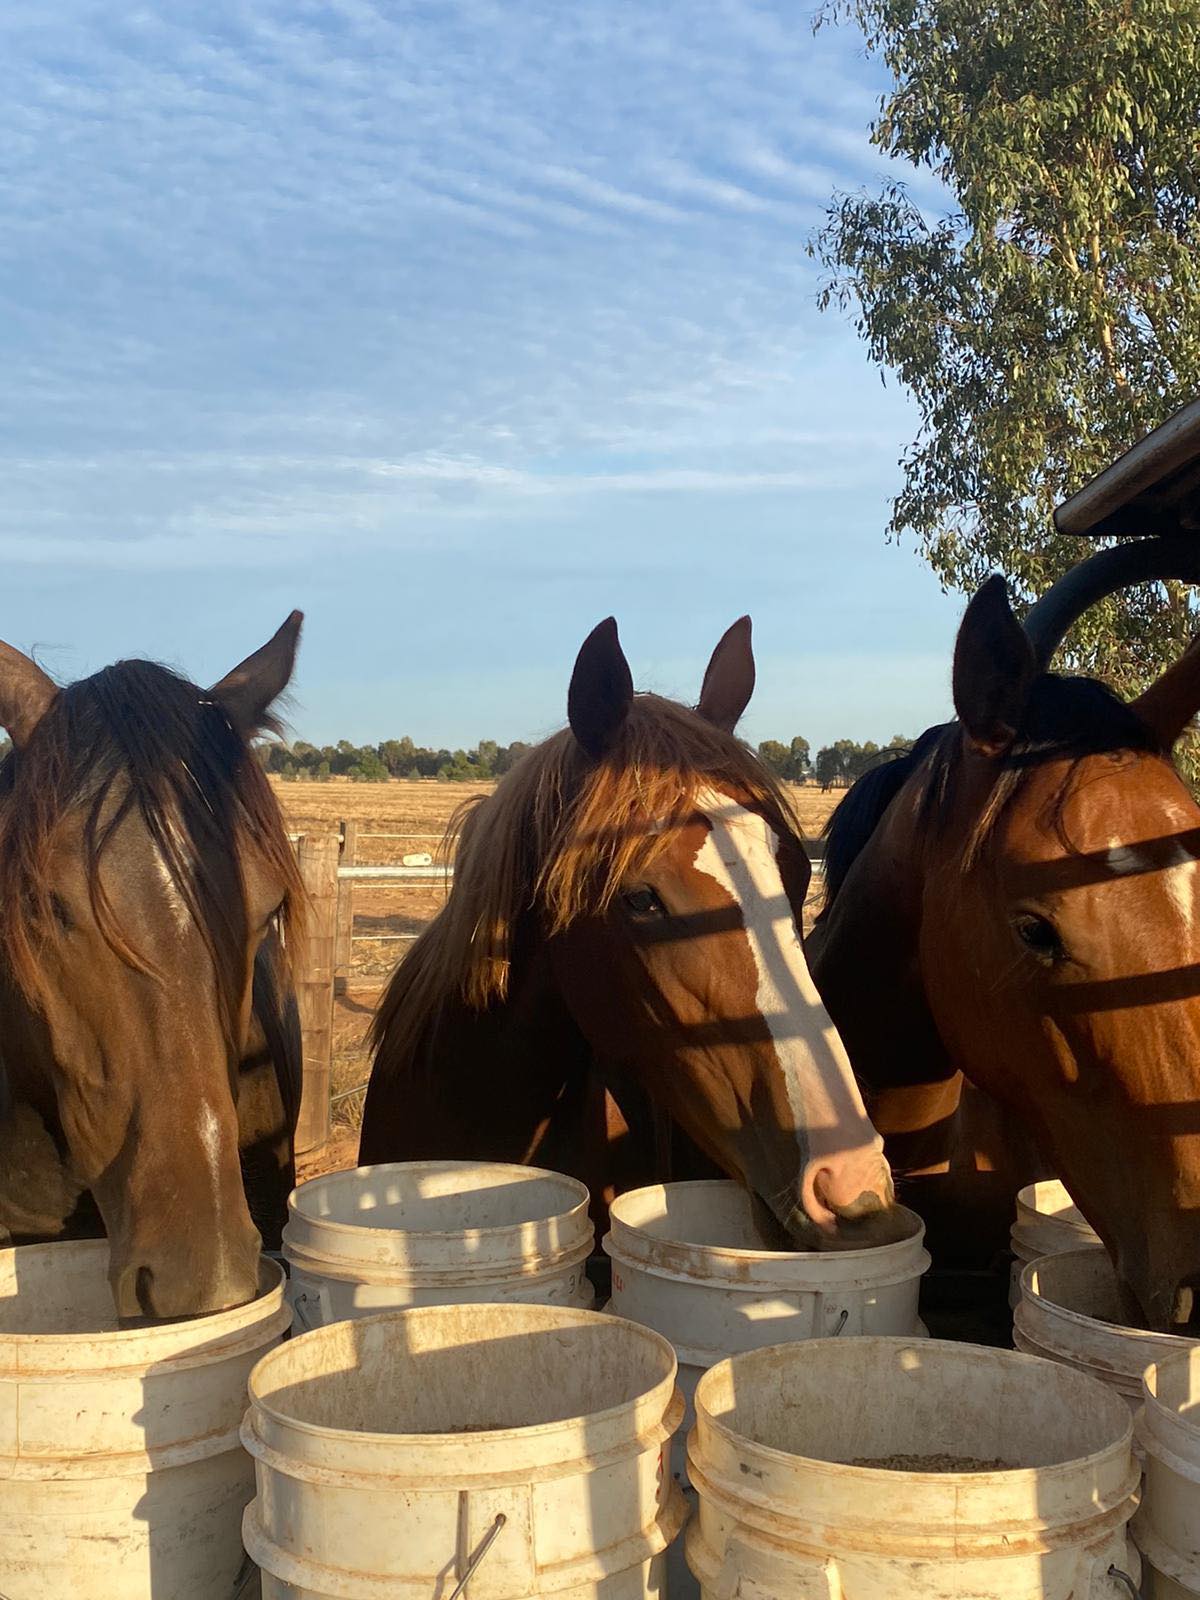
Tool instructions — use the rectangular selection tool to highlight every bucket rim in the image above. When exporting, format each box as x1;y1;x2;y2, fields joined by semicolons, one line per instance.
287;1159;592;1244
1019;1249;1200;1351
0;1242;286;1353
691;1334;1135;1482
247;1301;680;1448
606;1180;926;1269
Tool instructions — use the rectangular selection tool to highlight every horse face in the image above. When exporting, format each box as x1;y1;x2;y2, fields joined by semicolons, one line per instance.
928;577;1200;1330
27;796;278;1320
922;743;1200;1329
552;783;897;1248
0;616;301;1321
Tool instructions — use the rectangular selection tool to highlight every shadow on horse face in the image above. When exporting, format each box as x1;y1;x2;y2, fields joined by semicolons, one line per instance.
921;736;1200;1329
815;561;1200;1329
0;616;304;1321
362;616;898;1247
549;789;894;1245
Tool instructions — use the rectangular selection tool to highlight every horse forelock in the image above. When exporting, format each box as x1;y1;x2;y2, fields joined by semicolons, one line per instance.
0;658;303;1037
934;676;1163;871
370;691;804;1072
820;676;1166;908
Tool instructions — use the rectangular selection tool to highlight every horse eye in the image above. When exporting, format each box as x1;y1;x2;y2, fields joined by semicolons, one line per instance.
50;893;73;932
1013;912;1064;963
623;887;666;918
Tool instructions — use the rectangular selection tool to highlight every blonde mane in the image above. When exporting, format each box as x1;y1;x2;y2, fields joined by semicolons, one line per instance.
371;692;803;1069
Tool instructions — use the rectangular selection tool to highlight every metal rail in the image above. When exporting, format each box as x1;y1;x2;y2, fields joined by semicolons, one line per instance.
338;864;453;880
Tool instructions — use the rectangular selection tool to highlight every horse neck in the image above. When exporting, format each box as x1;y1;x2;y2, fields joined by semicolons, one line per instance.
0;971;95;1241
809;755;1049;1256
810;776;950;1102
238;930;301;1251
360;929;598;1175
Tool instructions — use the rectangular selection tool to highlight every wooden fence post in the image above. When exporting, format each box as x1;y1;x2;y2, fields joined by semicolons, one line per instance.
295;831;339;1154
333;817;357;997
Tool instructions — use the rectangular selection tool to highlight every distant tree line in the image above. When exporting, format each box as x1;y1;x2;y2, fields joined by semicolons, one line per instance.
259;731;919;785
260;736;533;783
756;734;917;791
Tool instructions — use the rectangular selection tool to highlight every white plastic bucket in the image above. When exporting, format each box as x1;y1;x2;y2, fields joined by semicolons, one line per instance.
1134;1347;1200;1598
1009;1180;1100;1306
686;1336;1141;1599
1014;1248;1198;1411
242;1301;687;1598
0;1238;289;1599
283;1160;595;1329
605;1181;929;1600
604;1182;928;1447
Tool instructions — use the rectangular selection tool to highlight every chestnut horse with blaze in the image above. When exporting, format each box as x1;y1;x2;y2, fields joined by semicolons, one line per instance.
811;537;1200;1329
362;617;899;1247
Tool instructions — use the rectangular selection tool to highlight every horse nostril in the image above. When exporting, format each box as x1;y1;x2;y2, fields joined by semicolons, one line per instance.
135;1266;156;1318
833;1189;887;1221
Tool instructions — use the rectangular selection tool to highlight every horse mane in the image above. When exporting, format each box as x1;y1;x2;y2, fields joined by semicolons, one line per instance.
371;692;804;1067
0;659;303;1037
820;727;948;906
821;675;1161;910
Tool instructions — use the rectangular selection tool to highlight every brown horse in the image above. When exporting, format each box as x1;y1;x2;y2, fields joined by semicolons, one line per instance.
0;617;305;1320
361;617;897;1246
811;539;1200;1329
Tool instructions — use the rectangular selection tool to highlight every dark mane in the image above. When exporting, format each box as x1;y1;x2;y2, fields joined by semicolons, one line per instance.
0;659;303;1035
821;726;948;906
821;675;1161;908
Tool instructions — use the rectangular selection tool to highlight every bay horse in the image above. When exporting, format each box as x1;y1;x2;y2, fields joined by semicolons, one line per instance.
361;617;898;1247
810;537;1200;1329
0;616;305;1320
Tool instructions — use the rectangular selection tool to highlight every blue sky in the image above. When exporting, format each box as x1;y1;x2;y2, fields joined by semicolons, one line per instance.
2;0;964;750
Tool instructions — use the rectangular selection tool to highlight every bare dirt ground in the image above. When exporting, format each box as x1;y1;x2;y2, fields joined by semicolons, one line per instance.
278;776;842;1180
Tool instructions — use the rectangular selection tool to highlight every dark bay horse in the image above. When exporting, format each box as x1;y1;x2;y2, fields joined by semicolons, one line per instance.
810;539;1200;1329
362;617;898;1246
0;616;305;1320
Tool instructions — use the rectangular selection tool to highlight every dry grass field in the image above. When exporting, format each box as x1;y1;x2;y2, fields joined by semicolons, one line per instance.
276;776;843;1175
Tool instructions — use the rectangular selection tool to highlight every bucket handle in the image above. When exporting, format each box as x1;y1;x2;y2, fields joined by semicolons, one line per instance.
1107;1568;1139;1599
234;1555;259;1596
291;1288;322;1333
446;1513;507;1600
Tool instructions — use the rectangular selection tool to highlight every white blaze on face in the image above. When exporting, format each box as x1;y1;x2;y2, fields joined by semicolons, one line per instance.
1165;858;1200;931
691;788;882;1182
1103;836;1200;937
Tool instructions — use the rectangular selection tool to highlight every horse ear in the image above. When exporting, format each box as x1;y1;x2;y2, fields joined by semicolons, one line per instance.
0;641;58;749
568;618;634;759
952;576;1038;757
210;611;303;736
1130;633;1200;749
697;615;755;731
